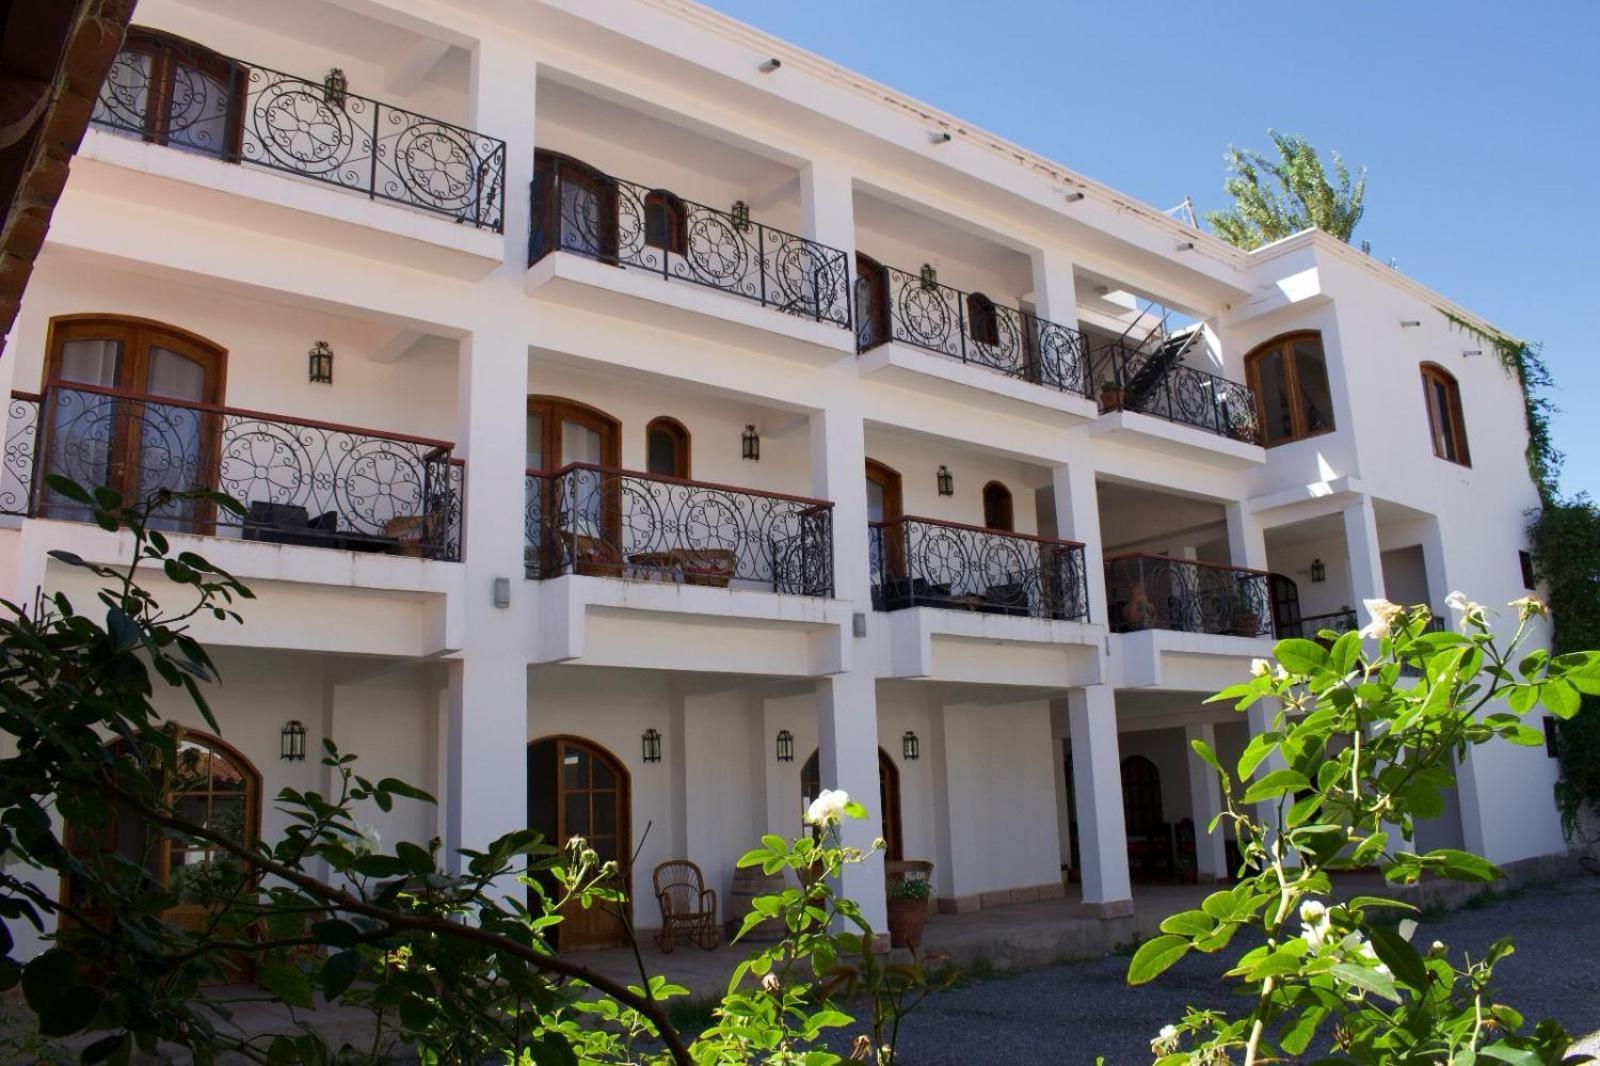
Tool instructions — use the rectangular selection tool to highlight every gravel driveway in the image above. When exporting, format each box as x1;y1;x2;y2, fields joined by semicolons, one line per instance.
856;876;1600;1065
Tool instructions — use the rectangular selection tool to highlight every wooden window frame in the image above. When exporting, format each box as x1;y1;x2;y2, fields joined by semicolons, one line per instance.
981;480;1014;532
526;734;632;949
642;189;688;257
866;458;905;577
966;292;1000;348
120;27;247;160
1420;362;1471;467
644;416;691;479
532;149;621;263
1244;331;1336;447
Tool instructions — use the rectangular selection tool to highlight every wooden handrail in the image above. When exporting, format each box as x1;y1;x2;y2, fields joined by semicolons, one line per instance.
1103;551;1272;579
9;390;41;403
871;514;1085;550
534;461;833;509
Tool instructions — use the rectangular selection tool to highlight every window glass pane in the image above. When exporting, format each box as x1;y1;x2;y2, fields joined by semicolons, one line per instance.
562;421;603;464
94;51;153;130
1432;378;1458;461
591;758;615;790
58;339;121;386
1292;338;1334;435
560;181;604;256
165;64;235;158
564;795;590;838
563;747;588;790
146;347;207;401
593;795;616;834
647;428;677;476
1254;348;1294;444
866;479;886;523
526;413;543;470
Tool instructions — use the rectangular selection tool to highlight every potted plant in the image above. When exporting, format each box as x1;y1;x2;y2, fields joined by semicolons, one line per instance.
885;874;932;950
1218;587;1262;637
1099;378;1124;412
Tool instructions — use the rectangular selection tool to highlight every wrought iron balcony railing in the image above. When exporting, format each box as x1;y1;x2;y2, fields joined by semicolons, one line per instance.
23;384;462;560
525;463;834;596
1277;607;1359;641
1105;554;1273;637
856;264;1092;395
3;391;40;516
1091;341;1260;443
869;516;1089;622
91;27;506;231
528;164;852;329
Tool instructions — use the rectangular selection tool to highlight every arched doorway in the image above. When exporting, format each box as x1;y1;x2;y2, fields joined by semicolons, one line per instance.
527;396;622;577
1120;754;1173;882
527;735;631;949
800;748;902;861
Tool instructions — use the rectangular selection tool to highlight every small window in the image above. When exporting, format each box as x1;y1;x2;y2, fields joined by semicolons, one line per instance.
1421;363;1470;466
1519;550;1536;591
967;293;1000;347
1245;332;1335;446
645;417;689;479
642;190;687;256
982;481;1013;532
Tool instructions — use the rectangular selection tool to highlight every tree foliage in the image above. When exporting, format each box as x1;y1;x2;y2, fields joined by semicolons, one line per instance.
1205;130;1367;250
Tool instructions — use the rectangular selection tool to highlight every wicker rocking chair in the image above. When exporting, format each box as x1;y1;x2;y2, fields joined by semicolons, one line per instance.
653;859;721;952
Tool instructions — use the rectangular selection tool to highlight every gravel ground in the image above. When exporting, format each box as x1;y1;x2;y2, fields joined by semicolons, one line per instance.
848;876;1600;1065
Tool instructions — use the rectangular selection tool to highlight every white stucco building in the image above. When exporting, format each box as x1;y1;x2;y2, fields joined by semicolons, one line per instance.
1;0;1565;954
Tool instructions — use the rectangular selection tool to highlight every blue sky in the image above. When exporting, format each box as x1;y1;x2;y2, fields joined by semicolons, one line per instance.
704;0;1600;498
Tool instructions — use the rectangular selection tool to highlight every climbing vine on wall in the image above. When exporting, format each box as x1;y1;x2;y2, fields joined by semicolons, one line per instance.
1439;310;1560;502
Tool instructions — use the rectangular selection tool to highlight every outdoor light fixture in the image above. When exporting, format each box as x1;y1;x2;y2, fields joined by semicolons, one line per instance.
1311;558;1327;583
731;199;751;231
1400;320;1421;328
323;67;348;109
759;58;782;73
776;729;795;763
308;340;334;384
919;263;938;290
642;728;662;764
741;424;760;461
902;731;920;761
1175;241;1195;251
493;577;511;608
929;130;952;144
1063;191;1085;202
1360;240;1372;255
1462;349;1483;358
281;720;307;762
936;465;954;497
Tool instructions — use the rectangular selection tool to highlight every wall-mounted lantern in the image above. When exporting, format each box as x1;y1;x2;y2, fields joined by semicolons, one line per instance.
919;263;938;290
776;729;794;763
731;200;751;232
741;424;760;462
1310;558;1327;584
280;720;307;762
641;728;662;764
936;465;954;497
323;68;348;109
308;340;334;385
902;730;920;761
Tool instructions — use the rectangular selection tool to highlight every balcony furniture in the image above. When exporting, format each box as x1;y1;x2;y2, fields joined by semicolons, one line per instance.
243;501;340;549
870;516;1089;623
1104;555;1273;637
653;859;721;953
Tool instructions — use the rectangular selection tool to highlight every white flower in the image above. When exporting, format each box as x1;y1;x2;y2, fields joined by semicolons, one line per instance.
1509;595;1546;621
805;788;850;826
1299;899;1331;951
1359;598;1405;639
1151;1025;1180;1055
1446;590;1487;630
352;822;382;857
1356;939;1392;979
1251;658;1271;678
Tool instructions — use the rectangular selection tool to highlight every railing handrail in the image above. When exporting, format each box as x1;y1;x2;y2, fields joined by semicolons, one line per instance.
1104;551;1273;580
875;263;1085;350
872;513;1085;550
1094;340;1248;396
10;390;40;403
537;462;834;510
40;382;456;453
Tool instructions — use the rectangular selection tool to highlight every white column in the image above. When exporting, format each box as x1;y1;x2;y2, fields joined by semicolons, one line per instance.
810;403;871;607
1184;722;1228;881
1067;686;1132;916
926;702;984;910
799;159;856;260
469;39;538;266
815;672;887;933
1342;496;1386;605
1226;500;1268;570
1051;457;1105;627
1029;246;1079;327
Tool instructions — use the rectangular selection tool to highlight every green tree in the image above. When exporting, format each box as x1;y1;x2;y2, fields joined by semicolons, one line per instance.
1205;130;1367;250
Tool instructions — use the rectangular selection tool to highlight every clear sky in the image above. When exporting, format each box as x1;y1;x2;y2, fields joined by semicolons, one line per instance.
703;0;1600;498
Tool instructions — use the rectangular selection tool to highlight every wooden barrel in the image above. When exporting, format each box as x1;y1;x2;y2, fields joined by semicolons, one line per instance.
727;868;787;942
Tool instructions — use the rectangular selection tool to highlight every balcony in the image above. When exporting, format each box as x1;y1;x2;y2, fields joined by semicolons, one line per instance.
870;516;1089;622
1104;554;1272;637
527;162;851;331
856;264;1091;397
6;385;462;561
1090;341;1260;444
525;464;834;596
90;27;506;231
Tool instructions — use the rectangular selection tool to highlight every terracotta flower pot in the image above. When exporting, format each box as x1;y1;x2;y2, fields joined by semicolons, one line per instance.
886;896;928;950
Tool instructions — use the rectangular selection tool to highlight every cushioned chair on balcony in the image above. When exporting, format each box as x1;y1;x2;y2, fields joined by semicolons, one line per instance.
653;859;720;953
242;502;340;548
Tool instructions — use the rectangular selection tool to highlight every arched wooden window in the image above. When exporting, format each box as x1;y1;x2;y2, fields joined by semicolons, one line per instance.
1244;332;1335;446
855;252;890;350
527;735;631;949
643;189;687;256
98;27;246;160
645;417;690;479
982;481;1013;532
802;748;902;861
967;292;1000;347
1420;363;1470;466
532;150;619;262
527;396;622;576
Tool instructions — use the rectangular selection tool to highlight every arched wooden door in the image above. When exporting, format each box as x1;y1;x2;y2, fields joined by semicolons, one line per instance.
855;252;890;350
801;748;902;861
527;735;631;950
533;150;619;262
866;458;905;586
527;396;622;577
1120;754;1172;882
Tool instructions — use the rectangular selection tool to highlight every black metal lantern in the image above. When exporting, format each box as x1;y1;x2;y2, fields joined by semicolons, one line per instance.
741;424;760;462
936;465;953;497
281;720;307;762
919;263;938;290
641;728;662;764
776;729;794;763
902;730;920;761
323;67;348;109
731;200;751;231
1310;558;1327;583
308;340;334;385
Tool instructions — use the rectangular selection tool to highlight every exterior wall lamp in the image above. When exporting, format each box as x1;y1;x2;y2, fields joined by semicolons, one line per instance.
936;465;953;496
919;263;938;290
641;728;662;764
308;340;334;384
323;68;348;109
902;730;920;761
776;729;794;763
742;424;760;461
280;719;307;761
731;200;751;231
1310;558;1327;583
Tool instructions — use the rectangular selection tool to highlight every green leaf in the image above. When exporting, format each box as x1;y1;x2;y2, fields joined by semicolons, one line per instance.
1541;679;1580;719
1126;934;1190;985
1237;732;1276;779
1328;630;1362;676
377;778;437;803
1274;637;1329;675
309;918;361;948
22;948;76;1013
321;950;360;999
1367;924;1430;991
1427;849;1501;883
257;961;314;1008
1189;738;1221;774
1158;909;1215;937
1330;961;1400;1003
1477;1043;1546;1066
1242;768;1311;804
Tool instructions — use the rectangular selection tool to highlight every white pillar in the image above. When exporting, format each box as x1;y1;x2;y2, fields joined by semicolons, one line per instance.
1066;686;1132;916
927;702;986;910
815;672;887;934
1051;458;1106;627
1226;500;1268;571
799;159;856;260
1029;246;1079;327
1184;722;1228;881
1342;496;1386;605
